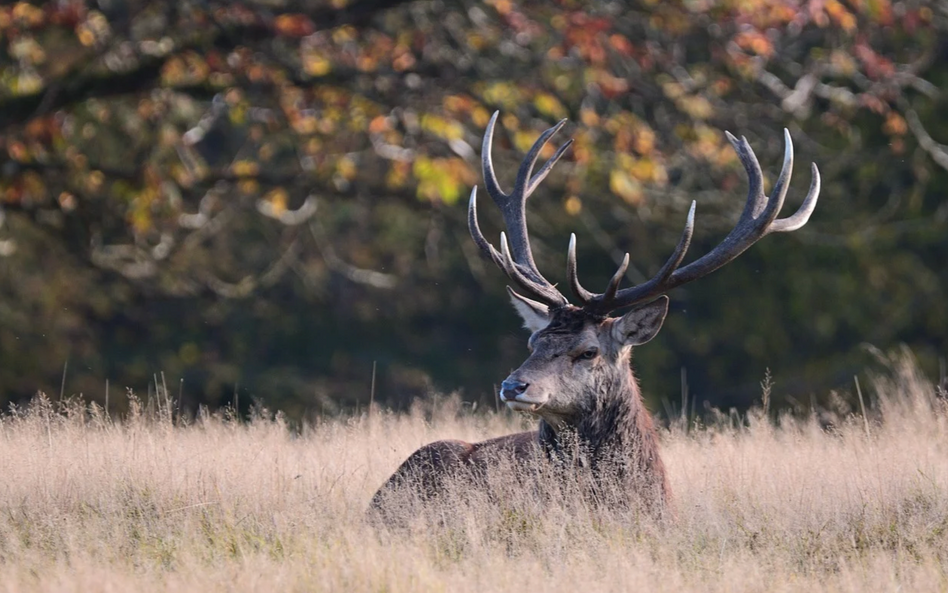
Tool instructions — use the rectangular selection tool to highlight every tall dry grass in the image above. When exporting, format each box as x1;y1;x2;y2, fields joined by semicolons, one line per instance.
1;354;947;592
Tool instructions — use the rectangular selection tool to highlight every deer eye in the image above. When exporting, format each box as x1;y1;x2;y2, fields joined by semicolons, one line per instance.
577;348;599;361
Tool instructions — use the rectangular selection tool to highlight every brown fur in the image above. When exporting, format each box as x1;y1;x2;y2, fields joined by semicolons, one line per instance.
373;116;820;524
370;303;672;520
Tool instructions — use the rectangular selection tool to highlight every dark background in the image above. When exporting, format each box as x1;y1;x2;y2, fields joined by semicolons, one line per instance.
0;0;945;419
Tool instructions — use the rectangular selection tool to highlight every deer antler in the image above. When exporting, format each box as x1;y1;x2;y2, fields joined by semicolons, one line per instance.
468;111;573;307
569;129;821;314
469;114;821;316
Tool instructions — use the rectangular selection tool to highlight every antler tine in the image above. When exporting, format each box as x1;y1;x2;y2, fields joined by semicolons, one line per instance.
647;200;696;288
514;119;568;199
601;253;631;304
726;129;792;229
579;129;819;313
766;128;795;221
481;111;507;206
578;202;695;313
665;129;797;286
769;162;821;233
503;118;570;274
469;111;572;308
500;232;569;306
725;131;767;221
471;186;557;302
481;111;568;203
567;233;596;306
528;139;573;196
468;187;505;269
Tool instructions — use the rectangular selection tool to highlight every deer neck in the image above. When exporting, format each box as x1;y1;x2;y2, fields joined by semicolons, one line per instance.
537;366;665;486
540;398;633;457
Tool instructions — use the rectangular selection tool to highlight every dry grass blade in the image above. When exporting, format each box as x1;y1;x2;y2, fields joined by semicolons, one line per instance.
0;355;946;592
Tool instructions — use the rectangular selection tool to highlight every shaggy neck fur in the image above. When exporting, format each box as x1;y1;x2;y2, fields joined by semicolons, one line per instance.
536;362;670;512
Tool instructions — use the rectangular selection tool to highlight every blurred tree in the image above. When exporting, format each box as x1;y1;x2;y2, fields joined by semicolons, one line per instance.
0;0;945;417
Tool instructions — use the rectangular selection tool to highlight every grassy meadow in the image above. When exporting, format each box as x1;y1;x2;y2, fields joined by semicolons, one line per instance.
1;354;947;592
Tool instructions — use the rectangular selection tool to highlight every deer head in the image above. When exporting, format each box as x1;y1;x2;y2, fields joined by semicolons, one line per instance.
469;112;820;428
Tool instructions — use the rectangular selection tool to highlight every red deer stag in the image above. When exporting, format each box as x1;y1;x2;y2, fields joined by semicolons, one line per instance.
370;112;820;517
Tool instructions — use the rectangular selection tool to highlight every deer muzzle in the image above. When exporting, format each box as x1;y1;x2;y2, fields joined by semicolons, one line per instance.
499;378;545;411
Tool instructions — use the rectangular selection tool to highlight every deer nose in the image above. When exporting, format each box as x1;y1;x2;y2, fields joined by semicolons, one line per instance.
500;379;529;401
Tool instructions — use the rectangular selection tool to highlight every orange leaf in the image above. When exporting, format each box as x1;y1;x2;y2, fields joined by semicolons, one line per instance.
274;14;315;37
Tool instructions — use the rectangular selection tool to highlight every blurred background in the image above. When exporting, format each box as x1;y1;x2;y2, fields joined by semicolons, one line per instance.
0;0;945;420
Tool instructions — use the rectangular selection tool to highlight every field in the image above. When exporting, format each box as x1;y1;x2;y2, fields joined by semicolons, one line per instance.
1;354;947;592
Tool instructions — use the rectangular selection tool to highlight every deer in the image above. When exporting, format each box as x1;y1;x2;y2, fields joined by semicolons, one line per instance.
370;112;820;519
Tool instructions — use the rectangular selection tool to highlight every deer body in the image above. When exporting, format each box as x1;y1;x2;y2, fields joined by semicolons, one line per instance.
370;112;820;519
371;305;673;514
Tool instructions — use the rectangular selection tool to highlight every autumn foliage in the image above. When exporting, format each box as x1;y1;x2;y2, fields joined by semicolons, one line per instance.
0;0;944;415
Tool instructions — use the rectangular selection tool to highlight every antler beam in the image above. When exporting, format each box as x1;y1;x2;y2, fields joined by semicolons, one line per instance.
469;113;821;317
468;111;572;307
569;129;821;314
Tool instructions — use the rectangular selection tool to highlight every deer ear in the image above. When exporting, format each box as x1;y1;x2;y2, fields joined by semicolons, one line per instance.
507;286;551;333
612;296;669;346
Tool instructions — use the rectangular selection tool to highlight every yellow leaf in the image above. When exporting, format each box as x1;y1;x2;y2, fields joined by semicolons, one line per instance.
634;128;655;155
610;169;643;205
238;179;259;195
332;25;357;44
130;208;152;234
466;32;485;51
436;174;461;204
421;114;464;141
514;130;539;154
412;156;469;205
386;161;410;188
229;102;247;125
830;50;857;76
662;82;684;100
472;107;491;128
533;93;567;120
580;108;600;128
264;188;288;215
13;3;45;25
336;156;357;181
677;95;714;120
482;81;522;110
15;70;42;95
232;160;259;177
629;159;655;182
303;50;332;76
292;114;318;135
413;156;434;179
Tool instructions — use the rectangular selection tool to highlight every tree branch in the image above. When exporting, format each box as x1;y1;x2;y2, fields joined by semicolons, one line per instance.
905;109;948;171
0;0;416;131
